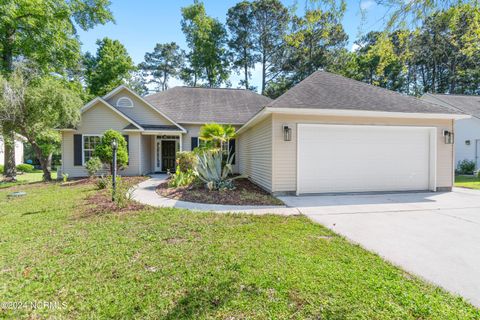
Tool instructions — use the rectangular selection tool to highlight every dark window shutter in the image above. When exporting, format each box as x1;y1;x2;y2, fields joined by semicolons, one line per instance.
229;139;236;165
191;137;198;151
123;135;129;164
74;134;82;166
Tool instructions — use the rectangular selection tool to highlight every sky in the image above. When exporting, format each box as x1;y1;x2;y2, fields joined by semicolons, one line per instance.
76;0;389;90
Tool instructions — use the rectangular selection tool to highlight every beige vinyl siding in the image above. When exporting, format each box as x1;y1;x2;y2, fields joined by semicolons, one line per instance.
181;124;240;173
61;102;143;178
106;91;175;125
121;132;142;176
238;115;272;191
271;113;454;192
141;135;152;175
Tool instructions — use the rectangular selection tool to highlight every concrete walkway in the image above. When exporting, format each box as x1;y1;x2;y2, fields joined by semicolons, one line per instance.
131;175;298;215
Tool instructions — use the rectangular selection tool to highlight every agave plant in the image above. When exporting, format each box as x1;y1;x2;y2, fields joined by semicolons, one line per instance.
195;149;239;191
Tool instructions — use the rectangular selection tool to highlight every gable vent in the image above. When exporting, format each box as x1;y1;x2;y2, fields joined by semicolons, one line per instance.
117;96;134;108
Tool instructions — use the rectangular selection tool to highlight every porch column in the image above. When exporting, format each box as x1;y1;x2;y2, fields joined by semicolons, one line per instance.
179;133;183;152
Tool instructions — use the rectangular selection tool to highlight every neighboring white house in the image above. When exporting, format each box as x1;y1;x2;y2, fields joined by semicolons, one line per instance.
422;94;480;169
0;135;24;166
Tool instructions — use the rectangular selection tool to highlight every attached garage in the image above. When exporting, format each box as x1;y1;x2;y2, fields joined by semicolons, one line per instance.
296;124;437;194
237;71;468;195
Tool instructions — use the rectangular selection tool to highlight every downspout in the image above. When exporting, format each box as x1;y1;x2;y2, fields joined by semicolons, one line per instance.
451;119;455;189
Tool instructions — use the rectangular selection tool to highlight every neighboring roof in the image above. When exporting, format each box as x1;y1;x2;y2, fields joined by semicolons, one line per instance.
422;93;480;119
267;71;464;115
144;87;272;124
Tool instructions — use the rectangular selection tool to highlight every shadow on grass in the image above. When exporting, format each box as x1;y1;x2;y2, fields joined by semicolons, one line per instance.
20;205;79;217
163;278;237;320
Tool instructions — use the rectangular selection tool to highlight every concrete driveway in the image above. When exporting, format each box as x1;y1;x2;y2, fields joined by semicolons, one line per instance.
279;188;480;307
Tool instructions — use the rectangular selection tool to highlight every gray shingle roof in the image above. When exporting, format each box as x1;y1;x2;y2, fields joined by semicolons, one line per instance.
268;71;463;115
141;124;182;131
144;87;272;124
421;94;480;119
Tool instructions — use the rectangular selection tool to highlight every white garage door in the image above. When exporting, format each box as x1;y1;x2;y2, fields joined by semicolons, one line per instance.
297;124;436;194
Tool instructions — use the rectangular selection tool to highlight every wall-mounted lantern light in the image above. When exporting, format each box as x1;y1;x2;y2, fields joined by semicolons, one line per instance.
465;140;471;146
283;125;292;141
443;130;454;144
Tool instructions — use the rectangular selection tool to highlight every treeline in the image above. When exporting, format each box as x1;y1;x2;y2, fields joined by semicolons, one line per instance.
131;1;480;98
77;1;480;100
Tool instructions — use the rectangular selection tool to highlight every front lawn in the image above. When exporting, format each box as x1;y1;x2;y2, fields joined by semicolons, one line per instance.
0;170;57;189
455;175;480;190
0;181;478;319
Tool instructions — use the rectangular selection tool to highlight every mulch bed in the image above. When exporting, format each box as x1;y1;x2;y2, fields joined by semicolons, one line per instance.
81;176;149;216
156;178;284;206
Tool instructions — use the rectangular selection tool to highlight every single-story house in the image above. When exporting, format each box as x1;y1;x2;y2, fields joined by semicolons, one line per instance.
0;135;24;166
422;93;480;170
59;71;468;195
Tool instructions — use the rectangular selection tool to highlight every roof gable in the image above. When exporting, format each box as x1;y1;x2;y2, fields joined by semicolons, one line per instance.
103;85;186;132
81;98;143;130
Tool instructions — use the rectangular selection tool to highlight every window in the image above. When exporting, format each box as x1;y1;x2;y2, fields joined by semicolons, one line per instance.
83;135;101;164
117;96;134;108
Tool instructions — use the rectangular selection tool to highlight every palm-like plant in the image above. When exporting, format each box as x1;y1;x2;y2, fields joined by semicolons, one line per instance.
199;123;235;150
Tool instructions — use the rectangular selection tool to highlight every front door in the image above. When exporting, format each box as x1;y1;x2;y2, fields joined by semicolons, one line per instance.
161;140;176;172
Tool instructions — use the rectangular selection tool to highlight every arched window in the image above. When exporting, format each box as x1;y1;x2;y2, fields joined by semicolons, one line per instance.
116;96;134;108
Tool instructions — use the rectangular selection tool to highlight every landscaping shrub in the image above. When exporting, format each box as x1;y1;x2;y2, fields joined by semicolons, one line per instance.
176;151;197;172
94;130;128;172
458;159;476;174
85;156;103;177
109;176;133;208
16;163;34;173
168;167;197;188
0;165;3;174
62;173;69;183
96;176;110;190
196;149;239;191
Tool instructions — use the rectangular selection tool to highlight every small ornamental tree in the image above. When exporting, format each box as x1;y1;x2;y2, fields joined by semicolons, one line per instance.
199;123;235;150
94;130;128;173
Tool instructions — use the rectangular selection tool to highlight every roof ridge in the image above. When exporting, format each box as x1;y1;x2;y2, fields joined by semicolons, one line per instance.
179;86;248;91
427;93;480;97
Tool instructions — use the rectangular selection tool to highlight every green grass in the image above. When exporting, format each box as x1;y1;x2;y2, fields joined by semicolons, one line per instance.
455;175;480;190
0;182;478;319
0;170;57;189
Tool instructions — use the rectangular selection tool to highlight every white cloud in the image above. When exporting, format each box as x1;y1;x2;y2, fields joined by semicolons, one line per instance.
360;0;375;10
351;43;361;52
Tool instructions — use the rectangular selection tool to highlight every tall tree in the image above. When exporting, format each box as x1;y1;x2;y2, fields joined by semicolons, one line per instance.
0;67;82;181
282;9;348;85
349;4;480;96
226;1;259;90
84;38;136;96
251;0;290;94
372;0;477;28
140;42;185;92
0;0;112;180
181;1;230;87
